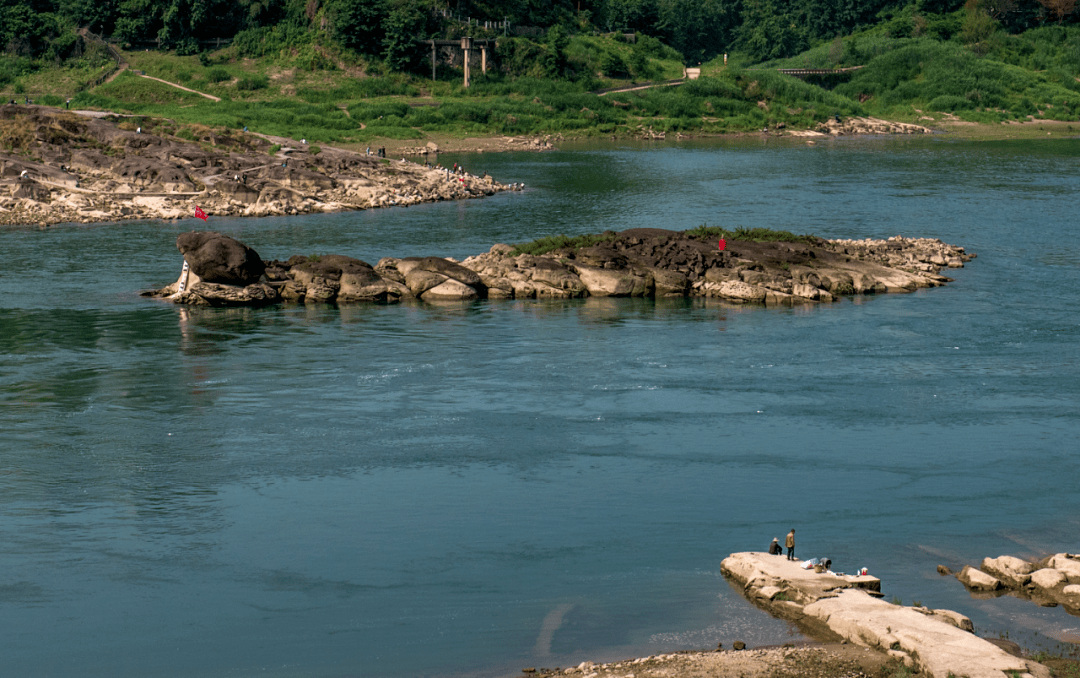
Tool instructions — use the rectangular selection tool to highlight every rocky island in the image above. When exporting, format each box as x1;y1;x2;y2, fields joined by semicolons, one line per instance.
143;227;974;307
0;105;514;227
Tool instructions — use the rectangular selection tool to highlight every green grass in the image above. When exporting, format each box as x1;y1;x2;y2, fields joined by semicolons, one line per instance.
510;232;621;256
509;225;821;257
685;224;819;244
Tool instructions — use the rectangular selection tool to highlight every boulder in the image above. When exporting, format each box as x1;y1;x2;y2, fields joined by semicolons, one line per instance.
1063;585;1080;597
717;280;767;303
400;256;484;287
304;279;337;303
217;180;259;204
791;283;821;300
527;258;588;295
572;264;652;297
338;276;410;303
981;556;1034;587
644;266;689;295
421;278;480;300
176;231;265;285
1030;568;1067;590
1048;554;1080;583
405;269;449;296
574;245;627;269
12;178;51;202
179;281;279;307
957;565;1004;592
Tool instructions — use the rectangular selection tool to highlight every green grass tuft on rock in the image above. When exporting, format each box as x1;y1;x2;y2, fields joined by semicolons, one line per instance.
685;224;819;244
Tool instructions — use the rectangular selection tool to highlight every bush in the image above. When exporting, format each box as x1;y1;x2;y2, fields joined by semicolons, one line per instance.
601;51;629;78
206;67;231;83
236;75;269;91
927;94;975;111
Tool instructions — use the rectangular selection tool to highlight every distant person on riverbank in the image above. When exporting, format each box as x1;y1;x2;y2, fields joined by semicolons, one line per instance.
769;538;782;556
786;529;796;561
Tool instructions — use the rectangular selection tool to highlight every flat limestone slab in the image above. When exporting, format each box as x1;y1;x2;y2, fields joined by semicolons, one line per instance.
721;552;1049;678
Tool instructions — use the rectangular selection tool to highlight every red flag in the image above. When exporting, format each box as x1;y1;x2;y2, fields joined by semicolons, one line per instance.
194;206;208;221
718;238;726;251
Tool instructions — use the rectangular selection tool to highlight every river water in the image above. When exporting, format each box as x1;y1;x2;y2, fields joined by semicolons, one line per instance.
2;136;1079;677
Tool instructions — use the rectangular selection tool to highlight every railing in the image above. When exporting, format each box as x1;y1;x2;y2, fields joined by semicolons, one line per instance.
78;28;124;91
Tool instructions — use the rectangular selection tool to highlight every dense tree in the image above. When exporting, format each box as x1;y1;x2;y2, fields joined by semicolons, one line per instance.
656;0;738;62
334;0;387;53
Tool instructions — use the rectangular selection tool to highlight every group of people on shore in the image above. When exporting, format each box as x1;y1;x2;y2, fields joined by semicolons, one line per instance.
768;529;797;560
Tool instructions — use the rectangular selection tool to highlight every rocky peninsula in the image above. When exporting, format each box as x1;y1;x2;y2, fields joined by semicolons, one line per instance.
721;552;1050;678
143;227;973;307
0;105;514;227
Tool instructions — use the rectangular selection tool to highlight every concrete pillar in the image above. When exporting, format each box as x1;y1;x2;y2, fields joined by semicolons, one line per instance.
431;40;437;81
461;37;473;87
481;44;487;75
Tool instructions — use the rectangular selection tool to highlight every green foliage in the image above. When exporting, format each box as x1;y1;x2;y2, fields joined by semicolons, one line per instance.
511;231;620;256
205;67;231;83
382;5;426;73
308;144;320;154
685;224;819;244
835;39;1080;119
236;75;269;91
545;24;571;77
335;0;388;55
601;51;629;78
268;143;281;153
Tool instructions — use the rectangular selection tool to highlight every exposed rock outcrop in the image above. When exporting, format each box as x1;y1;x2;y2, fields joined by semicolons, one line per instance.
957;553;1080;615
144;228;975;307
816;116;934;136
176;231;265;285
0;105;516;226
722;552;1049;678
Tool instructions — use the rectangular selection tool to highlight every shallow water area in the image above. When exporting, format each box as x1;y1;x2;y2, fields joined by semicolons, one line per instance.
2;136;1080;677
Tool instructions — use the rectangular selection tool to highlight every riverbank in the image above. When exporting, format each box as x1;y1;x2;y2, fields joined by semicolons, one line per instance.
351;117;1078;156
0;105;515;227
522;643;895;678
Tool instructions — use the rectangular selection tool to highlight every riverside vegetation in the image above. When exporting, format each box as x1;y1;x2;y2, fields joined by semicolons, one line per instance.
1;0;1079;147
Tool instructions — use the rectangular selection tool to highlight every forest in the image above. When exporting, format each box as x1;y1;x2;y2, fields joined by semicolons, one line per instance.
3;0;1077;67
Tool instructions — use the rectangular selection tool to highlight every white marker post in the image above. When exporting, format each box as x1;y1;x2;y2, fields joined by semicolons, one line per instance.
172;260;190;298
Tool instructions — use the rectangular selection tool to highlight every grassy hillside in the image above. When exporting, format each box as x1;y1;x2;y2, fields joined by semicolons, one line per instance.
2;7;1079;145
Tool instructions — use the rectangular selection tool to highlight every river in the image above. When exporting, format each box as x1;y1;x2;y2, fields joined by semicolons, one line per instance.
1;136;1079;677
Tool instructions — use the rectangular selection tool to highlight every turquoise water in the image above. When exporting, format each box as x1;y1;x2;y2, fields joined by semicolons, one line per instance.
2;137;1079;677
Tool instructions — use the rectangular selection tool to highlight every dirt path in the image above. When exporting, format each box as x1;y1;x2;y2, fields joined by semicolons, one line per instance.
594;78;685;97
103;62;129;85
135;74;221;102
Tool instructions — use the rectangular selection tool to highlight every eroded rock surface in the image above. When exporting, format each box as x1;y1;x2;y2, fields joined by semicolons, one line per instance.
721;552;1049;678
144;227;974;307
955;553;1080;615
0;105;515;226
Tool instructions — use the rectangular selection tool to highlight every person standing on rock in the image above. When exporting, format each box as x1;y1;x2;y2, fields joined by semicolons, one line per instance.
785;529;796;561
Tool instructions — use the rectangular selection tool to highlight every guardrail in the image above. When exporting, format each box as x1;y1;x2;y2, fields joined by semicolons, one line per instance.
78;28;124;91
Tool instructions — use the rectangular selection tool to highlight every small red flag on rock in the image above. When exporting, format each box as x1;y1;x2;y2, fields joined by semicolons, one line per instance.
718;238;727;251
194;206;208;221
